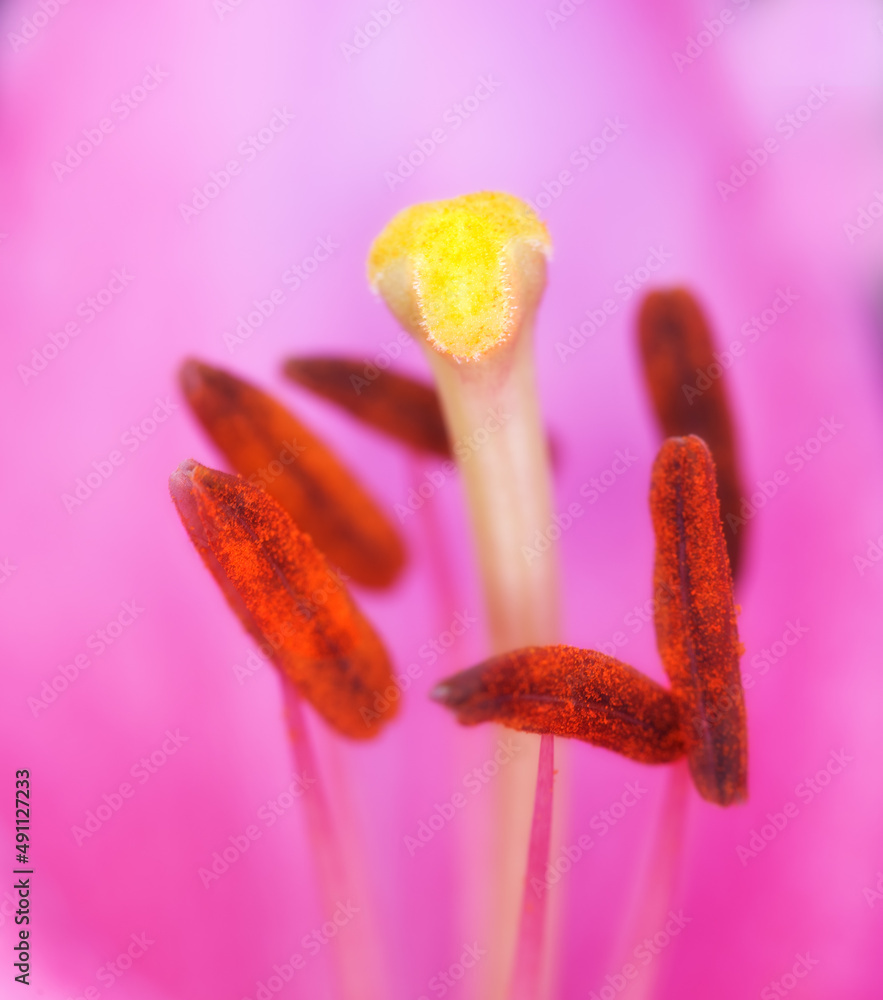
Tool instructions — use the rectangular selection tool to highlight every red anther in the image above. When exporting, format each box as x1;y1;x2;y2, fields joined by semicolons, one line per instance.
432;645;687;764
179;359;406;589
170;459;398;738
650;435;747;805
637;289;746;579
283;356;451;457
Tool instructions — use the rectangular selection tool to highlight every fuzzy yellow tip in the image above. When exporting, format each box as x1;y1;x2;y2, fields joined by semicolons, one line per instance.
368;192;551;362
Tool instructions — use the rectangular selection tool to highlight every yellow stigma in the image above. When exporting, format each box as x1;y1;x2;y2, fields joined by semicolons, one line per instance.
368;192;551;361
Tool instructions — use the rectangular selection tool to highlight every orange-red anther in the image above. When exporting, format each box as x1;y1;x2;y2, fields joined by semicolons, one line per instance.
432;645;687;764
650;435;747;805
179;359;405;589
283;356;451;457
637;289;746;579
169;460;397;738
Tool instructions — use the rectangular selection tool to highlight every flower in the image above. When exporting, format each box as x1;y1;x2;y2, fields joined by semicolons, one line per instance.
2;2;882;999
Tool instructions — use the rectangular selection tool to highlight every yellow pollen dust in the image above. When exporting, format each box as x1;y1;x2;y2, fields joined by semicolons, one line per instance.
368;192;551;361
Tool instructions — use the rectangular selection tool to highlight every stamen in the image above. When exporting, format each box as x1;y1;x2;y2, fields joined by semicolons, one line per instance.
179;358;406;589
284;685;388;1000
649;435;747;805
637;289;746;579
283;356;450;457
432;646;686;764
169;459;398;738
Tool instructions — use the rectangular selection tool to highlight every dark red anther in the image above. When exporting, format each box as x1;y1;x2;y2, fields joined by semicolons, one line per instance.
283;356;450;457
637;289;746;579
650;435;747;805
179;359;406;589
170;460;397;738
432;646;687;764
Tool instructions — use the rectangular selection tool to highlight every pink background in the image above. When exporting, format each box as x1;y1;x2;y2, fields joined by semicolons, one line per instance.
1;0;883;997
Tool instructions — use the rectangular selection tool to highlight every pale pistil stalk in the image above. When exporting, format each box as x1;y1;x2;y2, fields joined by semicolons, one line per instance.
424;331;560;1000
422;327;559;651
369;192;561;1000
